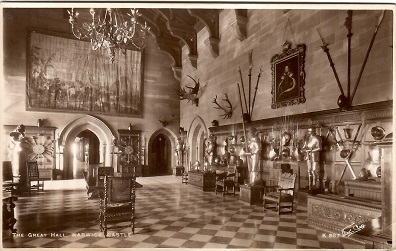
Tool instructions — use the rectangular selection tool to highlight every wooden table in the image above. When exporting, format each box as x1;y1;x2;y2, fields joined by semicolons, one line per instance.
188;171;216;191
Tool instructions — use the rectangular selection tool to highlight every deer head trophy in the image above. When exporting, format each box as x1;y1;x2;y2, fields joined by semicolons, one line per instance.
177;75;200;107
212;94;233;119
159;114;175;127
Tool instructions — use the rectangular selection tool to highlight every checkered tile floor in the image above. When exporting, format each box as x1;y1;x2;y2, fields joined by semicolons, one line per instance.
3;175;365;248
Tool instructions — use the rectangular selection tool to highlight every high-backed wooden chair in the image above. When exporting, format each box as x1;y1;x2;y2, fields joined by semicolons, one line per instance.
99;175;136;237
263;173;296;214
26;161;45;191
181;167;188;184
3;161;18;194
96;166;114;187
215;170;237;197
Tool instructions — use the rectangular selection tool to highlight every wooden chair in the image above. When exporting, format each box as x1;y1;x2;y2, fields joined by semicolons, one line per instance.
263;173;296;214
3;161;18;194
96;166;114;187
26;161;44;191
182;167;188;184
215;171;237;197
99;175;136;237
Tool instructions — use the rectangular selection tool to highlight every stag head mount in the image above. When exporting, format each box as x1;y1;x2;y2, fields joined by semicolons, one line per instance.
212;93;233;119
159;114;175;127
177;75;202;107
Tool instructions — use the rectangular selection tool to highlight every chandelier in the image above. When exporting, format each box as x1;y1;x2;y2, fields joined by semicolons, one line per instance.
68;8;150;62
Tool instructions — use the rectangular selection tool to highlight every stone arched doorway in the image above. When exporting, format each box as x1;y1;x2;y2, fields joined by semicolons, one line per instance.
150;134;171;175
187;116;209;167
147;128;177;176
69;130;101;179
58;115;116;179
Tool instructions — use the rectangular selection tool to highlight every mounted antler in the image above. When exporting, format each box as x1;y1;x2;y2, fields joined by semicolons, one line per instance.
212;94;233;119
159;114;175;127
176;75;200;106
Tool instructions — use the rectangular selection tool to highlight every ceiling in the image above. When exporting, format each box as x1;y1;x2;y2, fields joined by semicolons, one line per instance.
64;8;248;80
120;8;248;80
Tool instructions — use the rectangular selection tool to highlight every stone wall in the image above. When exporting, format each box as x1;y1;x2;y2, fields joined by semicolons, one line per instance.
180;9;393;130
2;8;181;164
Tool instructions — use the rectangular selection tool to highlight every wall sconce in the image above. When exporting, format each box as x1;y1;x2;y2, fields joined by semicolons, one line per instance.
159;114;175;127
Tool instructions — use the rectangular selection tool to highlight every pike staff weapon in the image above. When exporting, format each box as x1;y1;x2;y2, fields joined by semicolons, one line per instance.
351;10;386;102
345;10;353;101
351;123;362;149
336;132;364;186
329;127;342;149
237;83;250;173
335;127;346;149
250;66;262;118
238;66;249;116
317;28;347;102
248;50;253;115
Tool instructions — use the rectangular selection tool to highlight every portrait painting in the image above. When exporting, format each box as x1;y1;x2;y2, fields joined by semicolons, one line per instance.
271;41;306;109
26;29;144;117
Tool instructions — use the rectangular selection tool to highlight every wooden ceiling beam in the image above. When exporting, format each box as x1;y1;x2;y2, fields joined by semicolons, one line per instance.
231;9;248;41
158;9;198;69
188;9;220;57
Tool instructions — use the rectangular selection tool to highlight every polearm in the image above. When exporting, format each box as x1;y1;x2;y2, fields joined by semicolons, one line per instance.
248;50;253;115
237;83;250;173
351;123;362;150
238;66;249;114
337;131;364;185
250;66;262;118
345;10;353;101
317;28;346;98
351;10;385;103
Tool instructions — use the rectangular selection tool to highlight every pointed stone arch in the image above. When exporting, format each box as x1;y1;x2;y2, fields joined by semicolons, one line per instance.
57;115;116;178
147;128;178;176
187;116;209;166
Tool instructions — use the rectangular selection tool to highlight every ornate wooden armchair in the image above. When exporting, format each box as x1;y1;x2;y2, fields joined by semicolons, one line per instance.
26;161;45;191
215;171;237;197
3;161;18;194
99;175;136;237
96;166;114;187
263;173;296;214
182;167;188;184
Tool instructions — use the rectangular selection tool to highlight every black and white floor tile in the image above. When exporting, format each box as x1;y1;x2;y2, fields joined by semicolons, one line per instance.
3;176;365;249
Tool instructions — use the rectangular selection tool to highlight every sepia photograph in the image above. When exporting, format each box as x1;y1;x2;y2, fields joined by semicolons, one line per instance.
1;1;394;250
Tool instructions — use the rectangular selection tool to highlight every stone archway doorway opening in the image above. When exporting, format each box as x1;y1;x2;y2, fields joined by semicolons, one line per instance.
58;115;116;180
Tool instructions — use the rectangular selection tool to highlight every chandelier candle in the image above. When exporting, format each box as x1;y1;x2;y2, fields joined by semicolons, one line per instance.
68;8;150;62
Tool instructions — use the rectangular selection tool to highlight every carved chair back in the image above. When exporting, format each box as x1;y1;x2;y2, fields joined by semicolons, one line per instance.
105;176;135;204
277;173;296;195
97;166;114;187
27;161;39;179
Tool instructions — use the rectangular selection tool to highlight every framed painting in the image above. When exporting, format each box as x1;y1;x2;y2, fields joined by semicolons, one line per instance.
271;41;306;109
26;29;144;117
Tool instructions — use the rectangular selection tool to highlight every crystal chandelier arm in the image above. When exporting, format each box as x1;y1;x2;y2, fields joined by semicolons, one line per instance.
68;8;150;61
68;8;83;39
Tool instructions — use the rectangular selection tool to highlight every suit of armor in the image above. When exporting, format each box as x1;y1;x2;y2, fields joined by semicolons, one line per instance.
241;129;261;185
302;128;322;191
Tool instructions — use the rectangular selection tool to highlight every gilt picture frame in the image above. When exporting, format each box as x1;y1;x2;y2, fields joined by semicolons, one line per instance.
26;28;144;117
271;41;306;109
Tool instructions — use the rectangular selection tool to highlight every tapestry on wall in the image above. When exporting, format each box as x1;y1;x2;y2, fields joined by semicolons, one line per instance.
26;30;144;117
